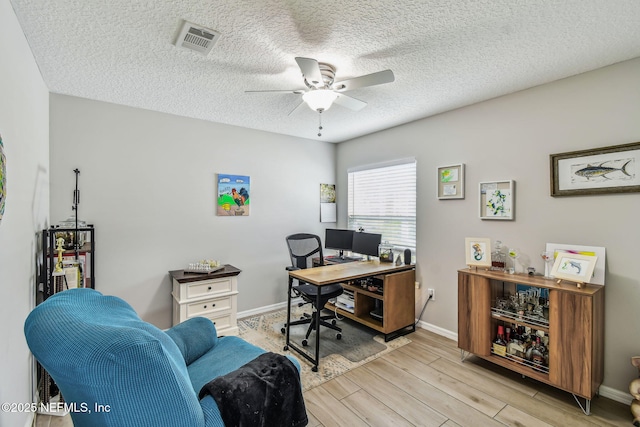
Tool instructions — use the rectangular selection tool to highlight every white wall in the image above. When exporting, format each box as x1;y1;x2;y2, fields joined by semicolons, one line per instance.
0;2;50;427
49;94;336;327
336;58;640;397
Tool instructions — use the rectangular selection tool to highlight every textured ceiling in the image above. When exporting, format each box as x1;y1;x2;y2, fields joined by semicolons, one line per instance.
10;0;640;143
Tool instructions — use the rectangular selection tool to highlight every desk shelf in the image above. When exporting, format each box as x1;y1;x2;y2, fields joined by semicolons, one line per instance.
327;267;415;341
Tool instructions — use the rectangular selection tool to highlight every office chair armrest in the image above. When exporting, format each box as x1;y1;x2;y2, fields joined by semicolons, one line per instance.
286;266;301;271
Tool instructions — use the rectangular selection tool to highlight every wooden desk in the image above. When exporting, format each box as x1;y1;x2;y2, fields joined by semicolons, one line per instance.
285;260;416;371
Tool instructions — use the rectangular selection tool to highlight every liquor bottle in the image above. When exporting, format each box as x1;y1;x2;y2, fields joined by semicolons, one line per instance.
531;336;547;371
491;240;506;271
492;325;507;357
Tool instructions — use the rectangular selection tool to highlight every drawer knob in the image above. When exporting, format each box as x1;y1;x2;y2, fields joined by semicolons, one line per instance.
208;286;212;291
203;304;216;309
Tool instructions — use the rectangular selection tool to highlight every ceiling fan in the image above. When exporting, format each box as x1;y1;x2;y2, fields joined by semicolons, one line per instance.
246;57;395;115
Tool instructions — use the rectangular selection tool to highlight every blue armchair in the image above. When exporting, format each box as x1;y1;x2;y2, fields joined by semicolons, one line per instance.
24;288;302;427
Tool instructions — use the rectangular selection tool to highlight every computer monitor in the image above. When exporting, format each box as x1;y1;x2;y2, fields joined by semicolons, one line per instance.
352;232;382;258
324;229;354;258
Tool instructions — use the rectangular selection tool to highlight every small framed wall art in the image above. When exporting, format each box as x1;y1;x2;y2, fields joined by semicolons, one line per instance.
437;163;465;199
217;174;250;216
464;237;491;268
550;252;597;288
479;180;515;220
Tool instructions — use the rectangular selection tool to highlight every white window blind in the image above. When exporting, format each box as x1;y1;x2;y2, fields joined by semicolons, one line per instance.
347;159;416;253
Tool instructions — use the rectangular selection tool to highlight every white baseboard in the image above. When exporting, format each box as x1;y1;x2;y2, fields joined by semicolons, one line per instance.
237;299;303;320
598;385;633;405
415;319;458;341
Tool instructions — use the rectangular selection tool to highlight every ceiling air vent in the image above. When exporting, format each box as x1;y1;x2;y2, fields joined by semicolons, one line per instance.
175;21;220;55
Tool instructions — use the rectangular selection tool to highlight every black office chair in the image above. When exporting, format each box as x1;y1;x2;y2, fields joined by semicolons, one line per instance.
282;233;342;345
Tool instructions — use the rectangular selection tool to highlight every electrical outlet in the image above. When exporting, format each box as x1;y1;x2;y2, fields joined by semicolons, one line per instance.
428;288;435;301
415;281;420;289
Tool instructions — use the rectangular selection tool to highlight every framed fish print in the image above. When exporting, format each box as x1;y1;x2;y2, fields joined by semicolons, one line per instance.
550;252;597;287
550;142;640;197
545;243;606;285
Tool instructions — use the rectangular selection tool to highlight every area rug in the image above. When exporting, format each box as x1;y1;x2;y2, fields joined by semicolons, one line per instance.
238;306;411;390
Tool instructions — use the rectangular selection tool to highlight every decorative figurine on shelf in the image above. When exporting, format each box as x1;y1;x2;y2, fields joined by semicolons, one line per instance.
185;259;223;274
55;237;65;273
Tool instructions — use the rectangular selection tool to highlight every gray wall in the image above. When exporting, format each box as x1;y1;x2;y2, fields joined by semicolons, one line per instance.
0;2;50;427
336;58;640;399
49;94;336;327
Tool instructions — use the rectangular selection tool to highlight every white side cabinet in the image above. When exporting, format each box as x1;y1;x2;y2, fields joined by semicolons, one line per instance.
169;265;240;336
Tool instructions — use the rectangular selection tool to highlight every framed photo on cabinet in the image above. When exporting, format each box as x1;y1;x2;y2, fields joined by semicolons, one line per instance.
551;252;597;286
464;237;491;268
479;180;514;220
437;164;464;199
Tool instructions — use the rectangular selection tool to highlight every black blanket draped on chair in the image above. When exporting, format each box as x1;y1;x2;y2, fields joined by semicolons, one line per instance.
199;352;308;427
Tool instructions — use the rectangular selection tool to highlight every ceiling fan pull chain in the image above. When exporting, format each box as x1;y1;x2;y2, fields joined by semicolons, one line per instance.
318;109;323;137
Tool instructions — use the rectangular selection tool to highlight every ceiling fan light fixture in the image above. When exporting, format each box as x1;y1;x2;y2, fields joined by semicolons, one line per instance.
302;89;338;111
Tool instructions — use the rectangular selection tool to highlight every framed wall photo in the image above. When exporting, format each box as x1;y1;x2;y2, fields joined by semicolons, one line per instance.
551;252;597;285
464;237;491;268
479;180;514;220
217;174;250;216
550;142;640;197
437;163;465;199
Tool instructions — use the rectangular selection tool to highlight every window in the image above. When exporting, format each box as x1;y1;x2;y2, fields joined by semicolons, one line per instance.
347;159;416;253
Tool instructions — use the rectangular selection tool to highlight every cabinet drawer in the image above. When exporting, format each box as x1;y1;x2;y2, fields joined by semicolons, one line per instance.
186;296;232;318
208;313;232;331
186;278;232;299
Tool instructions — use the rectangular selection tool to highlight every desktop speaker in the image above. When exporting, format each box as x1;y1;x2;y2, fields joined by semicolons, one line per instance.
404;248;412;265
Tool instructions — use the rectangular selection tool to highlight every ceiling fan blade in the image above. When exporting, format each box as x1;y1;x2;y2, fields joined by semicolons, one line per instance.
333;69;395;92
333;93;367;111
245;89;306;94
288;101;307;116
295;57;324;86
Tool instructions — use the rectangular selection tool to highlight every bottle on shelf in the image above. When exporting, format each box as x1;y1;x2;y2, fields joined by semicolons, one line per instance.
492;325;507;357
530;336;547;371
491;240;506;271
507;324;525;359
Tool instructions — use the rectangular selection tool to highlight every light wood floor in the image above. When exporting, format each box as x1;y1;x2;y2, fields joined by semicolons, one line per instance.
36;328;630;427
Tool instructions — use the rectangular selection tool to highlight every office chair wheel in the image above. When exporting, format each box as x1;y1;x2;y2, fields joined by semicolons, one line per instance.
331;319;337;326
283;345;288;351
301;339;308;347
280;327;286;334
336;333;342;340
